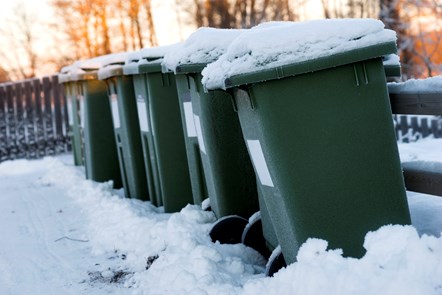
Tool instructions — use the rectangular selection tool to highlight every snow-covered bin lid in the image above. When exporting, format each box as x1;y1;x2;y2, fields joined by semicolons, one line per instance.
123;43;181;75
137;58;165;74
162;27;244;74
202;18;398;90
97;52;133;80
58;62;80;83
67;52;131;81
383;54;401;77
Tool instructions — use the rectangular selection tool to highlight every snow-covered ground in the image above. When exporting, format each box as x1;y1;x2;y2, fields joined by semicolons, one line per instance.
0;138;441;295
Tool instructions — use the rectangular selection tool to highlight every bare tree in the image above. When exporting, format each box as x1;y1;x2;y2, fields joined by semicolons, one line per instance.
142;0;158;46
0;2;41;79
0;67;10;83
178;0;303;29
380;0;442;79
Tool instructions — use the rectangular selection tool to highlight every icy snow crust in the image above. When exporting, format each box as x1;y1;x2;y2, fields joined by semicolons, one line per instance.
162;27;244;72
388;76;442;93
202;19;397;90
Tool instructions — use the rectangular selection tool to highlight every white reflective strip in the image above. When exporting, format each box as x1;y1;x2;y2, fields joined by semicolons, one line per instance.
137;99;149;132
111;94;120;129
246;140;274;187
193;114;206;154
67;99;74;126
183;102;197;137
80;98;85;128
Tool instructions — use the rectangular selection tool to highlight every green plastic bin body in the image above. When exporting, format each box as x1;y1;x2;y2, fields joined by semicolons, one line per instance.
226;46;411;264
125;64;162;206
100;67;149;200
257;184;279;250
177;66;259;219
76;75;122;188
174;73;208;205
138;60;193;212
59;75;84;166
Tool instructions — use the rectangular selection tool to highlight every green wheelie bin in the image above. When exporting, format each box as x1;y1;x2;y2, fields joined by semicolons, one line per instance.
126;45;193;212
134;56;193;212
59;63;84;166
164;28;262;245
68;56;122;188
122;45;180;207
172;70;208;207
97;53;149;200
123;51;161;206
203;19;411;272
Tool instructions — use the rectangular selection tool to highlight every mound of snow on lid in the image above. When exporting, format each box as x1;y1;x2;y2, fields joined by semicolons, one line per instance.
126;43;182;65
162;27;244;72
202;18;396;90
81;52;132;70
388;76;442;93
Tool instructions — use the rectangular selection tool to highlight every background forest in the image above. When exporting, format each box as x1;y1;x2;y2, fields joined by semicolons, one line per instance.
0;0;441;82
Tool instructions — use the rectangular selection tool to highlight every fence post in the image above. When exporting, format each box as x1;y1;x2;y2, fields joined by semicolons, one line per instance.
23;80;37;159
42;77;55;155
6;83;17;160
0;84;7;161
51;75;68;153
32;78;46;158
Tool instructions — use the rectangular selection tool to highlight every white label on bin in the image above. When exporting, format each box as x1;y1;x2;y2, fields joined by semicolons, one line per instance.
80;98;85;128
183;102;197;137
137;98;149;132
193;114;206;154
246;140;274;187
67;99;74;126
111;94;120;129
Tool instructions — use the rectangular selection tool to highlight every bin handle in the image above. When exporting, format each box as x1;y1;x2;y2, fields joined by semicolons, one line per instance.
232;86;255;111
353;62;369;86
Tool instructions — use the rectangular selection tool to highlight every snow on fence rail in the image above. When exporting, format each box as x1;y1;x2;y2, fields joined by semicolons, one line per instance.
0;76;70;162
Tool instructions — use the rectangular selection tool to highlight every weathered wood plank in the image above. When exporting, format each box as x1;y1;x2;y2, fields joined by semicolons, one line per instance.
390;92;442;115
403;162;442;197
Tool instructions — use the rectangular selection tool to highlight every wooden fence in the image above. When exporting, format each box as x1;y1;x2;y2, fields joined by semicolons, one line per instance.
0;76;70;162
394;114;442;143
390;91;442;197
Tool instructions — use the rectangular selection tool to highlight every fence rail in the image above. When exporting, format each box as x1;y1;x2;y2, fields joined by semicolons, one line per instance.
390;91;442;197
0;76;70;162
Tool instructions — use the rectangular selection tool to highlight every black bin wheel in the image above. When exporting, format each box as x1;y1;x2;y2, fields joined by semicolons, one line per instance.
209;215;248;244
241;214;271;259
265;246;287;277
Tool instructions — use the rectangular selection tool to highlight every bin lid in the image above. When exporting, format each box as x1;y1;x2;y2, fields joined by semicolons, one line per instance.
58;62;80;83
383;54;401;77
97;52;134;80
162;27;244;74
137;58;164;74
68;52;130;81
202;19;398;90
122;43;181;75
